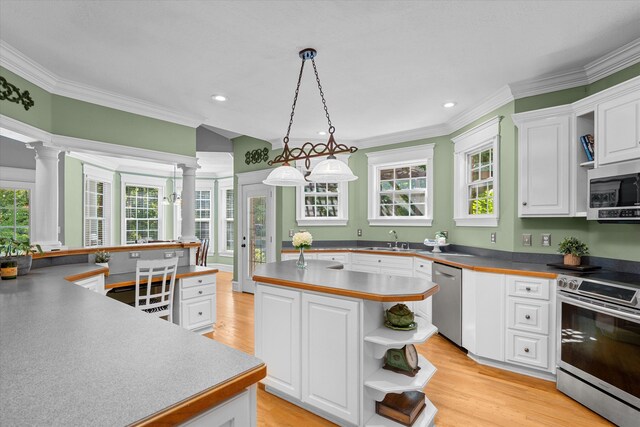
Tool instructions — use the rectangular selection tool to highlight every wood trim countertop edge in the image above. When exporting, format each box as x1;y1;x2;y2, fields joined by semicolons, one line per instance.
63;267;109;282
253;275;440;302
130;363;267;427
34;242;201;259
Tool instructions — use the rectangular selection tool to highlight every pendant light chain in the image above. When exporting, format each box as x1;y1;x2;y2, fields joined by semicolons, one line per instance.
311;58;334;134
283;58;307;147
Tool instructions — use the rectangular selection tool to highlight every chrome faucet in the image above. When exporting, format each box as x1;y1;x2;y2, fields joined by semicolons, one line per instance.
389;229;398;248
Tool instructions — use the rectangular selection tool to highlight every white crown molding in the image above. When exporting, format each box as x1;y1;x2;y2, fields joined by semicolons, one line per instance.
67;151;119;171
585;37;640;83
0;41;203;128
354;123;449;149
447;85;514;133
0;113;199;168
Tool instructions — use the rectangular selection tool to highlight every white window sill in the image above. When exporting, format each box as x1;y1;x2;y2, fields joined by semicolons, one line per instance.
218;252;234;258
454;217;499;227
296;218;348;226
368;218;433;227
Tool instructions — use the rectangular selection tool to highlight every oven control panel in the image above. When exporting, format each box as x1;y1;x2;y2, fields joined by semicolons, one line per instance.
598;208;640;219
557;275;639;309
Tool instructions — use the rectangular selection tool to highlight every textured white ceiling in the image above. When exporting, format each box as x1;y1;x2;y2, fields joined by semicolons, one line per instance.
1;1;640;143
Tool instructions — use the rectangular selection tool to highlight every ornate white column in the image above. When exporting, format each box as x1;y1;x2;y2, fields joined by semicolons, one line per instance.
178;163;198;242
28;142;62;250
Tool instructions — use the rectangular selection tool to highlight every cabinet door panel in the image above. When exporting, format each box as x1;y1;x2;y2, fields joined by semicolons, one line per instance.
519;117;570;216
180;389;251;426
598;93;640;165
474;272;505;361
255;285;301;399
182;296;215;331
302;293;359;425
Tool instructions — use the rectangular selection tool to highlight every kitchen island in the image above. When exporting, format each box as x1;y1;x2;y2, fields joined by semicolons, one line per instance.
254;260;439;427
0;264;265;426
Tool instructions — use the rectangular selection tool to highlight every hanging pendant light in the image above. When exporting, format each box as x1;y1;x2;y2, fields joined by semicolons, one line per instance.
163;164;182;205
263;48;358;187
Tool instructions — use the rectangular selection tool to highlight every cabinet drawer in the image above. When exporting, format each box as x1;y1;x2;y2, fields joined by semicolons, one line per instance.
316;252;349;264
506;330;548;370
414;259;433;277
507;276;550;300
182;296;215;330
181;274;216;288
351;253;413;268
508;298;549;334
182;284;216;300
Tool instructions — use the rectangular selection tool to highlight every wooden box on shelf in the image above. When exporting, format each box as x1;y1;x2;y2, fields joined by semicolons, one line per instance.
376;391;427;426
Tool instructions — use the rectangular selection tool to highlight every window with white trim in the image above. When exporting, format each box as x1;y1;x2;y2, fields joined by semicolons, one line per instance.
367;145;434;226
83;165;113;247
453;117;500;227
195;189;212;240
121;174;165;244
218;178;234;256
0;185;32;241
296;157;349;226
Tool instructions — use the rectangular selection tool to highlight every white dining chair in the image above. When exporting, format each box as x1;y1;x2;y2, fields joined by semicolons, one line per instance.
135;258;179;322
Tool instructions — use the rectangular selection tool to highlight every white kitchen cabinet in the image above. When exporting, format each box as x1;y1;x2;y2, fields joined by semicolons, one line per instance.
597;91;640;165
73;274;105;294
413;258;433;323
516;114;571;216
506;330;549;370
174;273;216;334
255;285;301;399
281;252;318;261
180;387;255;427
316;252;351;269
301;293;360;425
350;253;413;277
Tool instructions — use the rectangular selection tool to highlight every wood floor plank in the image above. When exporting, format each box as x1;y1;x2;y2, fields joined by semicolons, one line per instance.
208;272;612;426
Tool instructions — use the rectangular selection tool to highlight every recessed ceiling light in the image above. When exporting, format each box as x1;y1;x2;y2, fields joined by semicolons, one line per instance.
443;101;456;108
212;95;227;102
318;131;327;136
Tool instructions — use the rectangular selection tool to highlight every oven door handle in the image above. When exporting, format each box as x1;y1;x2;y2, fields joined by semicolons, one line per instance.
558;293;640;323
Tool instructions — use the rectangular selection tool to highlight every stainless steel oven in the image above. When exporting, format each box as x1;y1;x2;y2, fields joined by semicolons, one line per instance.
587;160;640;223
556;274;640;426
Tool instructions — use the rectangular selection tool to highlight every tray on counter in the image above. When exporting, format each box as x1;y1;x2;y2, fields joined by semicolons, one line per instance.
546;263;602;272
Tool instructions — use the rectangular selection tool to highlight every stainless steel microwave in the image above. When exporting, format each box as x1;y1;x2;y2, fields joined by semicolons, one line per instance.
587;160;640;223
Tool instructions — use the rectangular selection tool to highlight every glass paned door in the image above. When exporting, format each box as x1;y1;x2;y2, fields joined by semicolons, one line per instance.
248;195;267;279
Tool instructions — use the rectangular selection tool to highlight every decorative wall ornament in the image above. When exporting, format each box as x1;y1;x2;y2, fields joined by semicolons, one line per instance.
245;147;269;165
0;76;35;111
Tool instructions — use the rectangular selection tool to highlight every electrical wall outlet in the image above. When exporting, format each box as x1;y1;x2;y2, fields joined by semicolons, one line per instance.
164;252;174;259
522;234;532;246
288;229;294;238
357;228;362;237
490;232;496;243
129;252;140;258
541;233;551;247
176;250;185;258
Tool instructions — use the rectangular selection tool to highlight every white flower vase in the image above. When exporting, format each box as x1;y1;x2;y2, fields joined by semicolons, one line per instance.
296;248;307;269
96;262;109;268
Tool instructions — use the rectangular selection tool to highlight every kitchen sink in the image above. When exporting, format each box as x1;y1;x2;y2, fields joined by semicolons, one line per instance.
359;247;415;252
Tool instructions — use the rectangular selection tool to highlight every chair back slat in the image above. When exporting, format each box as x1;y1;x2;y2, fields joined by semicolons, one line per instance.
196;238;210;266
135;258;179;321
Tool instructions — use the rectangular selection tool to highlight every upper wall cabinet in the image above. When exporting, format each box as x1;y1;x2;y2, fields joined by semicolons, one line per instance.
513;75;640;218
597;91;640;165
516;114;571;216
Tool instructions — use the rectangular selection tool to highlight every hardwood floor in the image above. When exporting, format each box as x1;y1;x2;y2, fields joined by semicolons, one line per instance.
207;272;612;426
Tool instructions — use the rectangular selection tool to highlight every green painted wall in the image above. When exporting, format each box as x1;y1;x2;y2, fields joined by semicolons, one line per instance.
63;156;84;247
0;67;53;132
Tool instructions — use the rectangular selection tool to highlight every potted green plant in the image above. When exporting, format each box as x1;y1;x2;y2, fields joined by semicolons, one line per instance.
558;237;589;266
94;250;111;268
0;237;43;276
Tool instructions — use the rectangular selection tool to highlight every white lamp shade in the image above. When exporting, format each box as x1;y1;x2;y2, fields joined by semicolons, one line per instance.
307;158;358;183
263;165;307;186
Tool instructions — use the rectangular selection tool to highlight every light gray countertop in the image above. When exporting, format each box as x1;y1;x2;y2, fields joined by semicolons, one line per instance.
254;260;438;301
0;264;263;426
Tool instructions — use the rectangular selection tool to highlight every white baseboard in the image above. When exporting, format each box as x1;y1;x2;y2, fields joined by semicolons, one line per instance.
209;263;233;272
232;281;241;292
467;352;556;382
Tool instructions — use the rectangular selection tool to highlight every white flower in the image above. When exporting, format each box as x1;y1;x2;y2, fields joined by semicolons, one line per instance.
292;231;313;249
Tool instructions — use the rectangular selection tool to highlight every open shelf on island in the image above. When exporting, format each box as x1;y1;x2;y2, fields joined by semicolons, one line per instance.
366;396;437;427
365;355;436;401
365;316;438;359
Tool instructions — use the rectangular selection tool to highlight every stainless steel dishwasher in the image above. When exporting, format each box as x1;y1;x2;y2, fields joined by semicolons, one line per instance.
432;262;463;346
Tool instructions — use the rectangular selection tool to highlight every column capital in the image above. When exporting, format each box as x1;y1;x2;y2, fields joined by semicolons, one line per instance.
27;141;62;160
178;163;199;176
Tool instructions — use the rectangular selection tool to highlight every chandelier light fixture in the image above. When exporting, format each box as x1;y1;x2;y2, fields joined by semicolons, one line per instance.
263;48;359;186
163;164;181;206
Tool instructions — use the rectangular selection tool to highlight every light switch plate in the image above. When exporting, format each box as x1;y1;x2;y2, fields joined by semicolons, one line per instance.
522;234;532;246
164;252;174;259
288;229;294;238
541;233;551;246
129;252;140;259
490;232;496;243
357;228;362;237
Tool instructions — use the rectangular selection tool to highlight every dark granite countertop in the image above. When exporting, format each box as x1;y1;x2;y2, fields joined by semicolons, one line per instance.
0;264;264;426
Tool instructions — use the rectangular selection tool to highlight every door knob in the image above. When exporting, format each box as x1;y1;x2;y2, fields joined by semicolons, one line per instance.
241;244;246;248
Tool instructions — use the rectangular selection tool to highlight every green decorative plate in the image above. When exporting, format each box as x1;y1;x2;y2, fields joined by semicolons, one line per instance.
384;320;418;331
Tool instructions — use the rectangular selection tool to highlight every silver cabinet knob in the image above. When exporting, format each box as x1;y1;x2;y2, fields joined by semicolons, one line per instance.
198;290;203;295
525;314;531;320
522;202;527;206
524;347;530;353
198;311;203;316
198;279;203;283
378;259;381;263
525;286;532;291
